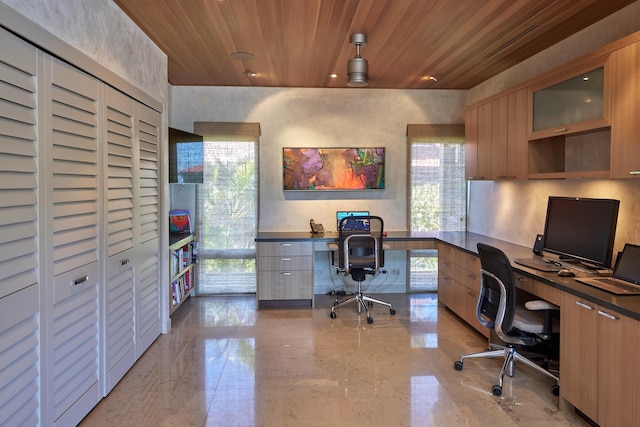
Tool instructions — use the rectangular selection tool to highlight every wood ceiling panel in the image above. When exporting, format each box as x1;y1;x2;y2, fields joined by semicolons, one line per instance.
114;0;636;89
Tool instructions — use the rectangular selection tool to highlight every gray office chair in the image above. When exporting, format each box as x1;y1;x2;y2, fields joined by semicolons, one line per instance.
328;215;396;324
453;243;559;397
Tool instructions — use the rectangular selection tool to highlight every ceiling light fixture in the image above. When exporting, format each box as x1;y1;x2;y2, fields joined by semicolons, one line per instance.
245;71;257;78
230;51;255;61
347;33;368;87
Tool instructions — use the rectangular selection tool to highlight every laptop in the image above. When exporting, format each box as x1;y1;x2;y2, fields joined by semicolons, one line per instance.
576;243;640;295
336;211;369;232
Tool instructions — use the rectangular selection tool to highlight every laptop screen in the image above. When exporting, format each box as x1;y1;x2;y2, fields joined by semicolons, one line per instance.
336;211;369;231
614;243;640;284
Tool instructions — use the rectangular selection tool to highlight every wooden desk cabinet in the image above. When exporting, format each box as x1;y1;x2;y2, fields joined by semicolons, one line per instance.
437;243;488;338
560;292;640;426
257;241;313;307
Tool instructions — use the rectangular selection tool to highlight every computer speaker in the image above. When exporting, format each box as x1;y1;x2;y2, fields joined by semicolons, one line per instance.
532;234;544;256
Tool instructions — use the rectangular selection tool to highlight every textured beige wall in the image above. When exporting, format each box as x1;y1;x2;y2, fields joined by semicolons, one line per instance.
0;0;167;104
170;86;466;232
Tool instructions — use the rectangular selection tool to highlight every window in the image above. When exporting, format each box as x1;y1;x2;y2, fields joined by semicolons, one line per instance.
193;122;260;294
407;124;466;291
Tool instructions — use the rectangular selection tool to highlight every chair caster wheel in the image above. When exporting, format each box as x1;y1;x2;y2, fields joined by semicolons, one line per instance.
330;312;336;319
367;317;373;324
453;361;463;371
390;308;396;315
551;384;559;396
492;385;502;396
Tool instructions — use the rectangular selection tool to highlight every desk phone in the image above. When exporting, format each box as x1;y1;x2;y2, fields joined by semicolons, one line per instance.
310;219;324;234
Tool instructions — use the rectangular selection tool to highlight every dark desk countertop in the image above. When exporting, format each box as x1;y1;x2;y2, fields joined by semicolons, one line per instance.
255;230;640;321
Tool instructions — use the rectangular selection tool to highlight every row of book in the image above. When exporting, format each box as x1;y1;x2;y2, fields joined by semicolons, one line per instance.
170;243;193;279
171;269;192;306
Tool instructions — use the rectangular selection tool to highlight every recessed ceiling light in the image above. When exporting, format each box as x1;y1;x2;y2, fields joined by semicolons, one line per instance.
245;71;257;78
230;52;255;61
424;75;438;82
330;73;339;79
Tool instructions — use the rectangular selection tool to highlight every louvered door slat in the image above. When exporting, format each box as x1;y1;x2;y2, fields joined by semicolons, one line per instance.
137;238;160;354
0;28;39;306
0;283;39;427
136;104;160;244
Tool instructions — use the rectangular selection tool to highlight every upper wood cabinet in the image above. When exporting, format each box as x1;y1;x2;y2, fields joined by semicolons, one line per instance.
465;89;527;180
610;42;640;178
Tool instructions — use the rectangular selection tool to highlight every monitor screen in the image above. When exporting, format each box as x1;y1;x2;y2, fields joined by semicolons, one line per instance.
336;211;369;231
542;197;619;268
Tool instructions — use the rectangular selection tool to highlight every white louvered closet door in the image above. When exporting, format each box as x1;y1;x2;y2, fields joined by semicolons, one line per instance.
135;102;161;354
0;27;41;427
44;57;101;427
103;86;136;394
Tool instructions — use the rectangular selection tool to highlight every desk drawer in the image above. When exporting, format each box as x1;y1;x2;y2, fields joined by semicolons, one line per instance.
515;273;561;306
257;270;313;300
258;241;312;257
258;255;312;272
459;252;480;275
437;243;459;263
438;258;459;282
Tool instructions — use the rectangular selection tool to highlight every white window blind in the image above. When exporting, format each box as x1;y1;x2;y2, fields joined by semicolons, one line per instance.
407;124;466;291
193;122;260;294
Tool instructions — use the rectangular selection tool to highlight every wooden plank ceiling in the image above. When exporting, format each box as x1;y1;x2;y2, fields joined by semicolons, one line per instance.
114;0;636;89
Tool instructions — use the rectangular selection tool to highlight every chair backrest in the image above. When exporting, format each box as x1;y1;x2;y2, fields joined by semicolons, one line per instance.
338;215;384;272
476;243;517;334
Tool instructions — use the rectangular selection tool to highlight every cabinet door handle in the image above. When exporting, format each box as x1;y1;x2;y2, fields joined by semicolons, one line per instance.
73;275;89;286
280;243;292;247
281;272;292;276
120;258;130;266
629;171;640;175
281;258;292;261
553;127;568;133
575;301;594;310
597;310;618;321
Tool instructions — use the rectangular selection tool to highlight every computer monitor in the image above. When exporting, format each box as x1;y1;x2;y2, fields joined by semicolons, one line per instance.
542;197;620;268
336;211;369;231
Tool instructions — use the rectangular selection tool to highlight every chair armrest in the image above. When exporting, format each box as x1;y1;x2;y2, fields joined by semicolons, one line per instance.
327;243;339;252
525;300;559;311
382;243;391;250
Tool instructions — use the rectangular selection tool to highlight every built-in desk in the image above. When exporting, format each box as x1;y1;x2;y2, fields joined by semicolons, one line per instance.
256;231;640;425
255;231;640;319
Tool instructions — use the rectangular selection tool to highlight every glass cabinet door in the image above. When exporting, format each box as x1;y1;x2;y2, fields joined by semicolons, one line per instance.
532;66;605;132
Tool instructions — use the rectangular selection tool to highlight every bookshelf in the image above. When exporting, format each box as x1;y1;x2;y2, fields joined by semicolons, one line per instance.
169;233;197;314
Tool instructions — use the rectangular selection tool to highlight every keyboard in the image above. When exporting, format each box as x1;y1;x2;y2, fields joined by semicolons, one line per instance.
595;278;640;293
514;257;561;272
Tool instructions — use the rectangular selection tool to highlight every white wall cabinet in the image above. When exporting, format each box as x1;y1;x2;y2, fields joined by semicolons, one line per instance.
0;27;163;427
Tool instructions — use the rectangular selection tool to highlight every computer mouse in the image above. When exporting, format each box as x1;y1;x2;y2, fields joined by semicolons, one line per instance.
558;268;575;277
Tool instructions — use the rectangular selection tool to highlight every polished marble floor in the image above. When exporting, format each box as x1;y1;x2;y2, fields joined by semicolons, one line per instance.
80;294;589;427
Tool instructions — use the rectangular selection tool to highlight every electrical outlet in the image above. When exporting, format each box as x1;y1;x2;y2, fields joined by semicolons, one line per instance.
391;268;400;275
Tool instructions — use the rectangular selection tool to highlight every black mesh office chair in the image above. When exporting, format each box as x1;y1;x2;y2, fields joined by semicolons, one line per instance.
329;215;396;324
453;243;559;397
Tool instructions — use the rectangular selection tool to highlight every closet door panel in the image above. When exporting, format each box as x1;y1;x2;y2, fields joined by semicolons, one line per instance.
0;27;39;299
45;58;101;427
103;86;136;394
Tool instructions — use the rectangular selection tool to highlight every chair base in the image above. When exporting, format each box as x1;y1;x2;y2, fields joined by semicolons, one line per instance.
454;344;559;397
329;281;396;324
